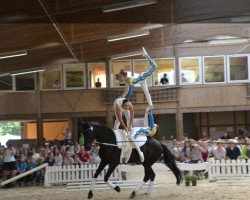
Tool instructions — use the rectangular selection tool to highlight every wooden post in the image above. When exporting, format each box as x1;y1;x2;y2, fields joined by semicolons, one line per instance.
36;73;43;146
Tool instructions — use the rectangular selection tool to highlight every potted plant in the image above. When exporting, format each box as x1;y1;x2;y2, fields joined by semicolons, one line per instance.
190;175;199;186
184;175;192;186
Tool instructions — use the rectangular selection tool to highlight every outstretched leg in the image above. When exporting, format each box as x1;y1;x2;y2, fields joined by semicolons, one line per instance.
104;163;120;192
88;161;107;199
130;165;150;199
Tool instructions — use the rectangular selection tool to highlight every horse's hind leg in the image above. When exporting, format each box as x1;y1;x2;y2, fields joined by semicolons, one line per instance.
130;166;150;199
88;161;107;199
104;164;120;192
145;167;155;195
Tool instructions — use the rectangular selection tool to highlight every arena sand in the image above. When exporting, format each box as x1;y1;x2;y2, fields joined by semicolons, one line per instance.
1;171;250;200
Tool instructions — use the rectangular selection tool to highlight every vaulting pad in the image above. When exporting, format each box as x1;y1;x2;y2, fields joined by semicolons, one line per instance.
114;128;147;149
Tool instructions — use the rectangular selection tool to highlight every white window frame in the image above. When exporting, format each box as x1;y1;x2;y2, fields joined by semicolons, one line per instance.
133;59;153;87
14;73;36;92
227;54;250;83
0;75;15;92
179;56;202;85
40;65;63;91
87;62;107;89
63;63;86;90
202;55;226;85
153;57;176;86
109;59;132;88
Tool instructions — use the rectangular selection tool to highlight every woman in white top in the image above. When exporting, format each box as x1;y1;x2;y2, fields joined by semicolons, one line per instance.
113;98;134;132
2;143;17;186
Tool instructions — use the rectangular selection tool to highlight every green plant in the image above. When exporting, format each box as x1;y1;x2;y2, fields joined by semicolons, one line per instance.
184;175;192;182
190;175;199;181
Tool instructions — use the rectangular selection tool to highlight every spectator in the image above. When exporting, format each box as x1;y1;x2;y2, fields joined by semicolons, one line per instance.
160;73;169;85
63;151;75;165
61;128;72;145
220;132;231;139
77;147;91;164
90;144;101;164
52;80;61;89
241;138;250;160
95;78;102;88
2;143;17;188
178;140;190;162
53;147;63;166
188;140;205;163
79;132;85;146
181;73;188;83
36;157;45;185
26;156;38;185
16;156;27;186
31;147;40;161
226;139;241;160
200;141;210;162
45;152;55;166
213;140;226;160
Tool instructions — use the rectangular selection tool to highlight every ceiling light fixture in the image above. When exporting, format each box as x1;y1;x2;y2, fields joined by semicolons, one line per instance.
103;0;157;13
111;51;142;60
209;38;248;46
107;30;150;42
0;50;27;60
10;67;45;76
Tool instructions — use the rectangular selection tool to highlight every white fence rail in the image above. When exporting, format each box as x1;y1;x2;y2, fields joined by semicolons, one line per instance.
45;164;121;187
208;159;250;179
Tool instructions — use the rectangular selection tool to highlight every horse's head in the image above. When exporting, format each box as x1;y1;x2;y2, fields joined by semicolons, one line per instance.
82;122;95;151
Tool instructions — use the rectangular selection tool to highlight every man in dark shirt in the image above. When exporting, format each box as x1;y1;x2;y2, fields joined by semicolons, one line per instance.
160;74;169;85
220;132;231;139
95;78;102;88
226;139;241;160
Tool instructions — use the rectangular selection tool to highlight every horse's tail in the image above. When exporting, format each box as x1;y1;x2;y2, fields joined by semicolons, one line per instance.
160;144;182;185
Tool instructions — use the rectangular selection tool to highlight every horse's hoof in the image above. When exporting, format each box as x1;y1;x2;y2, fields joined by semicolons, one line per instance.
88;191;93;199
130;191;136;199
114;186;121;192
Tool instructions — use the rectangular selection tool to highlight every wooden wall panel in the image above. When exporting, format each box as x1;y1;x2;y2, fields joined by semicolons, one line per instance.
0;92;37;115
180;84;248;108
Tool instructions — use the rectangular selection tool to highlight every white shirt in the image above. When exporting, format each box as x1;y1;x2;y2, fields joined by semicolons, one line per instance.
4;149;16;162
114;98;126;111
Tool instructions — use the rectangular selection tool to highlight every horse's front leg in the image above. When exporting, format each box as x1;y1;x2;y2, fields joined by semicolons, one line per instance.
88;161;107;199
104;164;120;193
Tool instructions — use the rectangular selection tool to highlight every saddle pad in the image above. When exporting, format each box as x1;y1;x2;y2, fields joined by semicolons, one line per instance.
114;128;147;149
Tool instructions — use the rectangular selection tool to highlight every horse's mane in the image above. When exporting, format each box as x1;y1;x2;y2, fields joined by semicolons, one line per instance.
90;121;114;135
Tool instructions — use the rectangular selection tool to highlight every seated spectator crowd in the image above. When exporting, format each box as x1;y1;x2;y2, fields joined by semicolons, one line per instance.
0;142;101;188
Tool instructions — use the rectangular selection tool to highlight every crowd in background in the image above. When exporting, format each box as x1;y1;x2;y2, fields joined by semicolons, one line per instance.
0;141;101;188
164;131;250;163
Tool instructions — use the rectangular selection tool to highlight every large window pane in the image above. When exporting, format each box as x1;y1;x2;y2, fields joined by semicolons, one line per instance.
41;65;61;89
0;75;13;90
110;60;132;87
16;74;35;91
180;57;201;84
88;63;106;88
64;64;85;89
133;60;152;86
204;56;225;83
229;56;248;81
154;58;175;85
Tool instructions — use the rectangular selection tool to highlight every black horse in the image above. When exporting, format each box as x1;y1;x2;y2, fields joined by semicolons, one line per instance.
82;122;182;199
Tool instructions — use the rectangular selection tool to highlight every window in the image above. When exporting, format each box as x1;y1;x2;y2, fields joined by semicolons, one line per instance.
110;60;132;87
228;55;248;82
41;65;61;90
203;56;225;83
154;58;175;85
15;74;35;91
179;57;201;84
133;59;152;86
64;64;85;89
0;75;13;90
88;63;106;88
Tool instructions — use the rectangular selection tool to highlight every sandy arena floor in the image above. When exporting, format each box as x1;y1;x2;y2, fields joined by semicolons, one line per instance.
1;171;250;200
